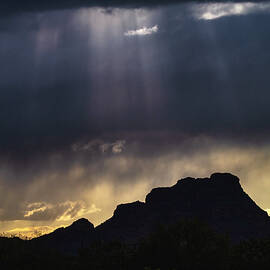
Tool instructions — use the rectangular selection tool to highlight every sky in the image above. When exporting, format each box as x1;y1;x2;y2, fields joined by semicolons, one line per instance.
1;1;270;238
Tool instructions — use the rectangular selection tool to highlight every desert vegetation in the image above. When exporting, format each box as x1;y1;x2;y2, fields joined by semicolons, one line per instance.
1;219;270;270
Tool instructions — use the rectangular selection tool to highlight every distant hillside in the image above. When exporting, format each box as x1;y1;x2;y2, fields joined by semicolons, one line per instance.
34;173;270;254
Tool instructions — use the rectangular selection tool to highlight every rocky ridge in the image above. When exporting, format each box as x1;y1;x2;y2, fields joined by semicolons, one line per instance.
35;173;270;253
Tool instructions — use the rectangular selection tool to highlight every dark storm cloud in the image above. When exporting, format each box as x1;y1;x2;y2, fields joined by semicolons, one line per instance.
0;0;187;17
1;4;270;162
1;0;260;16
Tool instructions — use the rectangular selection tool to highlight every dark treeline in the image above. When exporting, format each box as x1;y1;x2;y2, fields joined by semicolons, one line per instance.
1;219;270;270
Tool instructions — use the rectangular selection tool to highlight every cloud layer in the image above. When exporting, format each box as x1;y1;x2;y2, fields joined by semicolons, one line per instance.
194;2;270;20
0;0;236;16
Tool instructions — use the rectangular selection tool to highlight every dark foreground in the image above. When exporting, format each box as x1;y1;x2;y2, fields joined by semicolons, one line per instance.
1;219;270;270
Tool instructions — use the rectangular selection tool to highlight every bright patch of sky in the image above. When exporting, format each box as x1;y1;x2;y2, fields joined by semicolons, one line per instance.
193;2;270;20
124;25;158;36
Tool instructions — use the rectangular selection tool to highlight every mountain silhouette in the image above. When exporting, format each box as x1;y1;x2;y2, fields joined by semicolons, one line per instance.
34;173;270;253
33;218;95;253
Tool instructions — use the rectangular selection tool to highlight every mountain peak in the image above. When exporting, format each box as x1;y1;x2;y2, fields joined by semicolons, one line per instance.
114;201;145;217
69;218;94;231
210;172;240;184
175;172;240;185
35;173;270;252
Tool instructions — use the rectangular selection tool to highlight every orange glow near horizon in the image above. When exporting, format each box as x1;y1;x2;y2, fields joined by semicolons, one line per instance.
1;138;270;239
